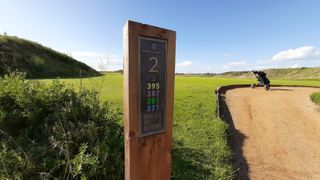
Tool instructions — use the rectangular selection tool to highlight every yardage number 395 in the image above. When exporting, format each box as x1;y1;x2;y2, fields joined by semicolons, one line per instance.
146;82;160;90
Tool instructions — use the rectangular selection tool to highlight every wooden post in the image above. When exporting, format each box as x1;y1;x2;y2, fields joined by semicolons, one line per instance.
123;21;176;180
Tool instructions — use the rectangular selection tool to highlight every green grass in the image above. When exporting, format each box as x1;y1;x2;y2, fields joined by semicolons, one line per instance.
0;35;99;78
310;92;320;105
42;73;123;104
41;73;320;179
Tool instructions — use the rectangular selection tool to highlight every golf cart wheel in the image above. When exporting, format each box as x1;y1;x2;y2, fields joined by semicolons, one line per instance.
264;85;270;90
251;84;256;88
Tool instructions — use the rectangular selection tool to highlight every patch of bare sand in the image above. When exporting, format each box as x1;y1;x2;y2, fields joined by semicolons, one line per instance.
225;87;320;180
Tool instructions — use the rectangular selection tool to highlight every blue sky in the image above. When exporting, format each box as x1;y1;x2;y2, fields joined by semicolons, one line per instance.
1;0;320;73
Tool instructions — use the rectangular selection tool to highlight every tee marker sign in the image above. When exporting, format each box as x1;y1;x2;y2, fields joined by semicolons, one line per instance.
123;21;176;180
139;36;167;136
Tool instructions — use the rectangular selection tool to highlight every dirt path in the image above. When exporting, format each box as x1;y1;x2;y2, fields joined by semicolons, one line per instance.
223;86;320;180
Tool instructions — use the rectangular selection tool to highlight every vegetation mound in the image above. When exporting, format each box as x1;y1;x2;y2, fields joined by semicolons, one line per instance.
0;35;100;78
219;67;320;79
311;92;320;105
0;72;123;179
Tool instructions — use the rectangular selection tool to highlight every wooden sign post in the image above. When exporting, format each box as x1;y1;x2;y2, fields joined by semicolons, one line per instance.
123;21;176;180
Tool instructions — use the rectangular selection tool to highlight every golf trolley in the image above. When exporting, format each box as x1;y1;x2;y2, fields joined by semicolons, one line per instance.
251;71;270;90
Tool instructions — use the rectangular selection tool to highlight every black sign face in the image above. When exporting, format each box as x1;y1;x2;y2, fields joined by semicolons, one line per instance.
138;36;167;137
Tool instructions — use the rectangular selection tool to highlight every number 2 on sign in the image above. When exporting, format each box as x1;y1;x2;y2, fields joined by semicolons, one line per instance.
149;57;158;73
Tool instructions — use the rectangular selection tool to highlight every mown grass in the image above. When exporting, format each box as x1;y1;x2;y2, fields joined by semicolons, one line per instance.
41;73;320;179
310;92;320;105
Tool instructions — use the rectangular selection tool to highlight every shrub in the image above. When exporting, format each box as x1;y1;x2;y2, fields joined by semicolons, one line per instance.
310;92;320;105
0;72;124;179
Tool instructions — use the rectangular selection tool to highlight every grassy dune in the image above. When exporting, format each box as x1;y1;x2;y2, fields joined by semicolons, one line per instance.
42;73;320;179
0;35;99;78
220;67;320;79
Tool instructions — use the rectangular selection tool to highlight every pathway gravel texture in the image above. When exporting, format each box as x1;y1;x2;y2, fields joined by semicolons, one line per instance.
224;86;320;180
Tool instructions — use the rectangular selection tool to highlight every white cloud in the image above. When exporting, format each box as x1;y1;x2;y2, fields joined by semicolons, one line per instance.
71;51;121;64
223;61;247;68
255;46;320;71
252;65;279;70
222;60;282;72
272;46;320;61
291;64;300;68
257;59;272;64
70;51;104;58
58;50;123;71
222;53;231;57
177;60;192;67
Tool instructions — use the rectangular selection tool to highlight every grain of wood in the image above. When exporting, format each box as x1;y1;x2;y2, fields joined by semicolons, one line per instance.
123;21;176;180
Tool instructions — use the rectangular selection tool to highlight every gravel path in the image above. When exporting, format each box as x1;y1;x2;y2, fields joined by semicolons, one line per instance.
224;86;320;180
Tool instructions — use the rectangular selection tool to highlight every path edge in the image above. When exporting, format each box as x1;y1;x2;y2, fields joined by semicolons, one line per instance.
215;84;320;179
215;84;320;119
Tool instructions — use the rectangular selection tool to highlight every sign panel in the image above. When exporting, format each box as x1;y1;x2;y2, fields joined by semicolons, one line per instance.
124;20;175;179
139;36;167;137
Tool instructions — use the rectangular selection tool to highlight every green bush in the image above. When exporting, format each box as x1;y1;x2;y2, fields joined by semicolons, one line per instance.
0;72;124;179
310;92;320;105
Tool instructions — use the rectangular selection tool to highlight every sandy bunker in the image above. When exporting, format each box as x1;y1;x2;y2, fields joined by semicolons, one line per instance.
223;86;320;179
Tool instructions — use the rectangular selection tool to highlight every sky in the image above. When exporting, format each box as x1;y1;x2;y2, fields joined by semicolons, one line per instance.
1;0;320;73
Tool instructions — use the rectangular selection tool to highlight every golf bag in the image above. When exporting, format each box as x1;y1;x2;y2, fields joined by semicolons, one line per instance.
251;71;270;90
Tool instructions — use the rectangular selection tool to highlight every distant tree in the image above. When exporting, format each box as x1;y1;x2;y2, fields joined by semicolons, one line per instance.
3;32;7;36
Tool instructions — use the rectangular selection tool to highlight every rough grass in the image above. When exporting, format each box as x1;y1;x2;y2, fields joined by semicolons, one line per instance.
0;35;100;78
41;73;320;179
220;67;320;79
310;92;320;105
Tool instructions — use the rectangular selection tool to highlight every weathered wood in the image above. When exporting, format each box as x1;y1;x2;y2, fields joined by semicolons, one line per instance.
123;20;176;180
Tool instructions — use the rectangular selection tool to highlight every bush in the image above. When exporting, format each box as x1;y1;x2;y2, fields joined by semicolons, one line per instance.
0;72;124;179
310;92;320;105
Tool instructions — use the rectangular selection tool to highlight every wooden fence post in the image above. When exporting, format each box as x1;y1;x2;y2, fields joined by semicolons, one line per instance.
123;20;176;180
